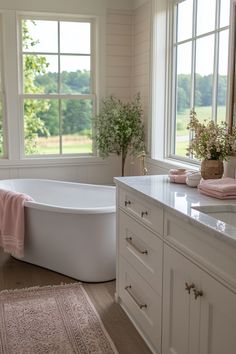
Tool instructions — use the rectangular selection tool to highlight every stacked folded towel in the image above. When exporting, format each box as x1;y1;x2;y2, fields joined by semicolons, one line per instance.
198;177;236;199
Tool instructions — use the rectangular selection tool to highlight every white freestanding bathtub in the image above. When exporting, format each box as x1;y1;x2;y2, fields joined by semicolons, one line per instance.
0;179;116;282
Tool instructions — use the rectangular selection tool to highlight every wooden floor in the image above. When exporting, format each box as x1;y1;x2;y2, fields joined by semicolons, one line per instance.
0;250;151;354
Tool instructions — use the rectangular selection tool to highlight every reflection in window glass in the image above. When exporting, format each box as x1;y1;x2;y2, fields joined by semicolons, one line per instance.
177;0;193;42
175;42;192;157
61;99;92;154
195;35;214;121
197;0;216;36
217;30;229;123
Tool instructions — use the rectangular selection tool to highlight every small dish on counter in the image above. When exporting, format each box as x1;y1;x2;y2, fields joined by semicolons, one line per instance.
186;171;202;187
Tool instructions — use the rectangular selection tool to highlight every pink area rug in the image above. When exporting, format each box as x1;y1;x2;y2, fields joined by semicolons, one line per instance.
0;283;118;354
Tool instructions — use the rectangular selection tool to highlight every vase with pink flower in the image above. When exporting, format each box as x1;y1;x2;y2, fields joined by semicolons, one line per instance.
186;110;236;179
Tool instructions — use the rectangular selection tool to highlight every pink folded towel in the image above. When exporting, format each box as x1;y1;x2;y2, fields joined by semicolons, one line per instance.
198;178;236;199
0;189;33;258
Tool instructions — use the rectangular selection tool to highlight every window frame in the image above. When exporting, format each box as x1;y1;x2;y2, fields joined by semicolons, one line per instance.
0;13;7;159
167;0;230;164
18;14;97;158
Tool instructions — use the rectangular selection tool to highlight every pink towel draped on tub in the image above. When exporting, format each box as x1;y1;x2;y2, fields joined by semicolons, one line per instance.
198;177;236;199
0;189;33;258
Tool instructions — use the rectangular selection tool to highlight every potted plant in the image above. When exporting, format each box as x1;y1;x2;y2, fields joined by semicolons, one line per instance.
186;110;236;179
93;93;145;176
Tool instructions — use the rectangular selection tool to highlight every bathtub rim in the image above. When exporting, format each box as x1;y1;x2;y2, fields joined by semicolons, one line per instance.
24;201;116;214
0;178;116;214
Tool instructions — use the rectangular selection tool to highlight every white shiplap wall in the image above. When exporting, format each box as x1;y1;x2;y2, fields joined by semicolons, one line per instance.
133;2;151;134
0;1;152;182
106;10;133;101
131;1;151;175
0;0;137;183
105;2;151;176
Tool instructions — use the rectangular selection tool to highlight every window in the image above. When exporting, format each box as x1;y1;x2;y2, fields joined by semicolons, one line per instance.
20;18;95;156
0;15;5;157
169;0;230;161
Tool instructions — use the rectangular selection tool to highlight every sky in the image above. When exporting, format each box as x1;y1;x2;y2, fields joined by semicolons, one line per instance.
23;0;231;77
177;0;230;76
23;20;91;73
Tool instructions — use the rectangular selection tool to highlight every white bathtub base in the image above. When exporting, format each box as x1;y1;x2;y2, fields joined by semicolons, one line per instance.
21;208;116;282
0;179;116;282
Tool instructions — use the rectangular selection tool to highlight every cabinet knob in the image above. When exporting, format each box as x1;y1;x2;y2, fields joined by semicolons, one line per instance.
124;200;131;206
185;282;195;294
141;211;148;218
193;288;203;300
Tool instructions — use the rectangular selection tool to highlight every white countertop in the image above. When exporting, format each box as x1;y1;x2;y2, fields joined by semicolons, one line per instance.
114;175;236;248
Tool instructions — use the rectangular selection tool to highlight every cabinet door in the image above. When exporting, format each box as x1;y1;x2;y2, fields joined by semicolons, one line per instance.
163;245;236;354
162;245;201;354
199;267;236;354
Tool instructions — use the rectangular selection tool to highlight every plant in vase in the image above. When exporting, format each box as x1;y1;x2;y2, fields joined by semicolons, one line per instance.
93;93;145;176
186;110;236;179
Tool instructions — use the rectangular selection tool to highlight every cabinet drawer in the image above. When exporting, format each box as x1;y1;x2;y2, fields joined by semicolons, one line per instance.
164;211;236;291
119;188;163;235
119;210;163;295
118;256;161;353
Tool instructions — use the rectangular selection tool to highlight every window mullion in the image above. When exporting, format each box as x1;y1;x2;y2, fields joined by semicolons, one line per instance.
58;21;62;154
212;0;221;122
190;0;197;109
21;93;95;100
169;3;178;157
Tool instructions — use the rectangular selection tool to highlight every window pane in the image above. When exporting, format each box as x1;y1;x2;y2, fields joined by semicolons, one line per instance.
22;20;58;53
195;35;214;121
217;30;229;122
23;55;58;94
60;56;90;94
61;99;92;154
197;0;216;36
60;22;91;54
177;0;193;42
24;99;60;155
175;42;192;157
220;0;230;28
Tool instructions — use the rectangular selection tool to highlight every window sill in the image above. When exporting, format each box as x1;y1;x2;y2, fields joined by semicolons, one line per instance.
147;157;200;173
0;155;108;168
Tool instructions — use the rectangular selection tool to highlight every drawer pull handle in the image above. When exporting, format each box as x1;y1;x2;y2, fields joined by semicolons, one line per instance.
125;237;148;255
193;288;203;300
141;211;148;218
125;200;131;207
125;285;147;309
185;282;195;294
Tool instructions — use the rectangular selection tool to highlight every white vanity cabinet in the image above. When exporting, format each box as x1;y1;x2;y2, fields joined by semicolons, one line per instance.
162;244;236;354
116;186;164;354
115;176;236;354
